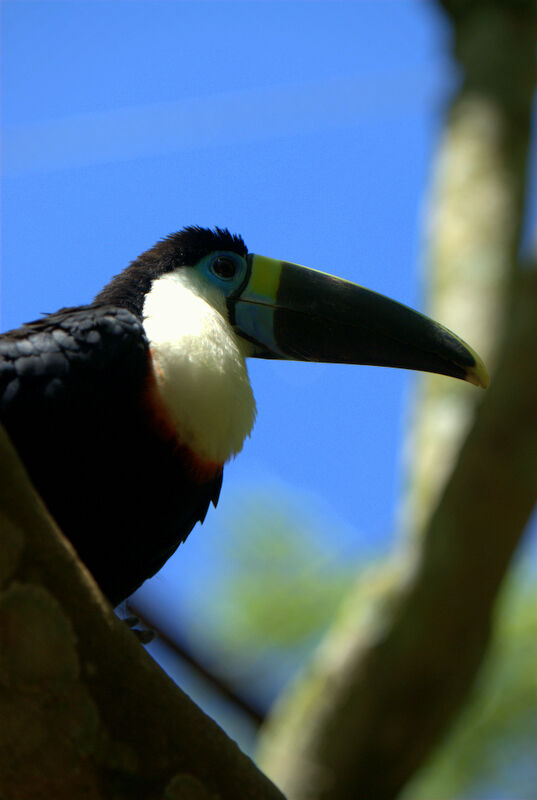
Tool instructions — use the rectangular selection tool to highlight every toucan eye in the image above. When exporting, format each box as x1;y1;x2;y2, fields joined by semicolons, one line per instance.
211;256;237;280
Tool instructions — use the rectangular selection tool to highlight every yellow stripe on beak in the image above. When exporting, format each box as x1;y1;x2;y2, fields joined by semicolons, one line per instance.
245;255;283;304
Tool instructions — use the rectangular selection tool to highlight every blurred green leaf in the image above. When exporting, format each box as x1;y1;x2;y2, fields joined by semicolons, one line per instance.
196;490;357;664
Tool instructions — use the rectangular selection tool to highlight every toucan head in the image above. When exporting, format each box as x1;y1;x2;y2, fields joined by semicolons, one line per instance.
98;226;489;389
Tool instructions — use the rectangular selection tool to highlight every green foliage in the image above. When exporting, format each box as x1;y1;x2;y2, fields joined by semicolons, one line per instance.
194;489;536;800
402;559;537;800
195;490;356;677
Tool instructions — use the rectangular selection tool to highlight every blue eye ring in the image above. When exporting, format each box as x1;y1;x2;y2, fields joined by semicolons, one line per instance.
211;255;238;281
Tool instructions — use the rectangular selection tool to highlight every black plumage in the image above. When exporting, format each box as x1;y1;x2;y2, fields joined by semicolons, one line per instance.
0;234;233;606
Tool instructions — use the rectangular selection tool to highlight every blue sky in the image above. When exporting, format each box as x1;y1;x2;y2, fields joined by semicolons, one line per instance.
3;0;534;757
2;0;453;551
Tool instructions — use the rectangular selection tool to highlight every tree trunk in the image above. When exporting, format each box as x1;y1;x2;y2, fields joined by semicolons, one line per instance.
256;2;537;798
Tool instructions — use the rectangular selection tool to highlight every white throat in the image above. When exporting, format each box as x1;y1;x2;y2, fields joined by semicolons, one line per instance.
142;269;256;465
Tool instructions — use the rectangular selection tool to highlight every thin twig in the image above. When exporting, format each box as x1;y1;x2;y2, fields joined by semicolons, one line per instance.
128;601;267;727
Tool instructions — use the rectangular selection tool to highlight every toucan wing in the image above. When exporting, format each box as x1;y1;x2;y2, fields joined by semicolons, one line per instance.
0;304;148;417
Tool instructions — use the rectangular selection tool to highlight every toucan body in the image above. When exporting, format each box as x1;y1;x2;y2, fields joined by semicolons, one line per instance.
0;227;488;605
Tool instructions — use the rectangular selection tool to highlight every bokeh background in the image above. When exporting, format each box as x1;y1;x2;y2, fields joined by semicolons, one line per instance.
2;3;536;798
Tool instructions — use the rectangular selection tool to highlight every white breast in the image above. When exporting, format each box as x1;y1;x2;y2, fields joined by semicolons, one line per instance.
142;269;256;465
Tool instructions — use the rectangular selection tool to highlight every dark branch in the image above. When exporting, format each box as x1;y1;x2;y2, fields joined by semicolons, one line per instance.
127;601;267;727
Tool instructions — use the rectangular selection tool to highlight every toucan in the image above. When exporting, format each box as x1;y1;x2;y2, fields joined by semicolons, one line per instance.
0;227;488;606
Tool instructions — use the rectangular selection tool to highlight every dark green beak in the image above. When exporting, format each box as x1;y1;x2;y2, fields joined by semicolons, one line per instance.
231;255;489;388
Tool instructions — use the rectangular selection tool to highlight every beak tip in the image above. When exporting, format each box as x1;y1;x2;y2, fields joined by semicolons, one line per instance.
464;358;490;389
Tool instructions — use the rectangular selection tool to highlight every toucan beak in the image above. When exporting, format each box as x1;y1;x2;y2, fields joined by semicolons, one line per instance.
231;254;489;388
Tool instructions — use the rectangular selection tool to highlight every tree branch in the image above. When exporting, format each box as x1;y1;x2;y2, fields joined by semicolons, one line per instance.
256;271;537;800
0;425;285;800
256;2;536;798
128;601;266;727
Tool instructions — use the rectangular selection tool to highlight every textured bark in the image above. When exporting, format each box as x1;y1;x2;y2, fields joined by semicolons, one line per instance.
404;0;537;534
0;425;285;800
256;2;537;798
